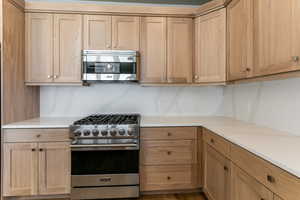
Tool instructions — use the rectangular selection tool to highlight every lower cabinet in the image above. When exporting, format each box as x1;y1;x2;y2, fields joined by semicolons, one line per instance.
231;164;273;200
203;143;231;200
3;142;70;197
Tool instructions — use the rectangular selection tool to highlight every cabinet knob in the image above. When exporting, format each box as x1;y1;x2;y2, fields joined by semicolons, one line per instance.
36;134;41;138
167;151;172;155
194;75;199;80
267;175;275;183
31;148;36;152
243;68;251;72
39;148;43;152
167;176;171;180
210;138;215;144
53;75;58;79
167;132;172;137
292;56;299;62
224;166;228;171
47;75;52;79
106;45;111;48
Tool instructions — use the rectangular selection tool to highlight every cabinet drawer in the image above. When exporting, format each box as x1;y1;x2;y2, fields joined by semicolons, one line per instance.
141;127;197;140
4;129;70;143
140;140;197;165
231;144;300;200
140;165;197;191
203;128;230;158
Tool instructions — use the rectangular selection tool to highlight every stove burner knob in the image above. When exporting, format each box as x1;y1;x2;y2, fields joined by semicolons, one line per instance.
119;129;126;136
101;130;108;136
74;131;81;137
110;130;117;137
83;129;91;136
92;129;99;136
127;128;134;136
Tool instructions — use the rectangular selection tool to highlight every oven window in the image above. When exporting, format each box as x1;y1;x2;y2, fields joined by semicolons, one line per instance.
72;150;139;175
84;62;136;74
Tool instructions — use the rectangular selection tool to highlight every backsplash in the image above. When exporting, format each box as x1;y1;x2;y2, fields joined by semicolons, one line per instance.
221;78;300;136
40;84;224;117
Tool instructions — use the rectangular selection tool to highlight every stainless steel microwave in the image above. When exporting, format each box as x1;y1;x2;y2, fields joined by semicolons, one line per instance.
82;50;139;82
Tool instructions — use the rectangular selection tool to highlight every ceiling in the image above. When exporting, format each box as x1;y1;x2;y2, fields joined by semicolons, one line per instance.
82;0;212;5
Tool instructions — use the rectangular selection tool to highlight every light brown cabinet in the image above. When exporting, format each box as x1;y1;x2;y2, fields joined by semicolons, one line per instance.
203;143;231;200
26;13;82;85
227;0;254;81
231;164;273;200
140;17;167;83
83;15;112;50
194;9;226;83
167;18;193;83
253;0;300;77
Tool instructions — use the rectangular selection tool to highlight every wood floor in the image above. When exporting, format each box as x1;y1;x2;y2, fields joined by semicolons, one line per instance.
140;193;206;200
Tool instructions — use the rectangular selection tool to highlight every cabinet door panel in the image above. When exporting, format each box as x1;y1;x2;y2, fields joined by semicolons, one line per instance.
140;17;167;83
83;15;112;50
3;143;38;196
195;9;226;83
254;0;298;76
167;18;193;83
26;13;53;83
54;14;82;83
38;142;71;195
231;164;273;200
112;16;140;50
203;144;230;200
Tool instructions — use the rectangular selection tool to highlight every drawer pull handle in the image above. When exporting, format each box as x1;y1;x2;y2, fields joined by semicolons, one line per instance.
167;176;171;180
167;132;172;137
210;138;215;144
267;175;275;183
224;166;228;171
167;151;172;155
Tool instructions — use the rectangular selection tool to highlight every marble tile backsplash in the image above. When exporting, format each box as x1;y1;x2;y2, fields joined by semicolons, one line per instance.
40;84;224;117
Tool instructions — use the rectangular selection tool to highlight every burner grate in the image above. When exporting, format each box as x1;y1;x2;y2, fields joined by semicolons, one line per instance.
74;114;140;125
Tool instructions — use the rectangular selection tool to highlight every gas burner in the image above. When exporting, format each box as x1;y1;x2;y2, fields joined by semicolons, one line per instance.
73;114;140;125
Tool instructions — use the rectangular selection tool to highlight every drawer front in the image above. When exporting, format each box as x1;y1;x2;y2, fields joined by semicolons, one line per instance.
141;140;197;165
231;144;300;200
141;127;197;140
4;129;70;143
140;165;197;191
203;128;230;158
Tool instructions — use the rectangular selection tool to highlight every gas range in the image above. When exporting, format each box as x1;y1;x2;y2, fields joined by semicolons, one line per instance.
70;114;140;147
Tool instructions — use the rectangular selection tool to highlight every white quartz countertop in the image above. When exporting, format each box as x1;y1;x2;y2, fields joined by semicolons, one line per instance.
2;116;300;179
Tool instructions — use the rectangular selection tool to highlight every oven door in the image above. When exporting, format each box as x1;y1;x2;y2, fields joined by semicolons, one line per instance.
71;147;139;187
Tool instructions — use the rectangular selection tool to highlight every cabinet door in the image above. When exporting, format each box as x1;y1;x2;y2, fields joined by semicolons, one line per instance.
140;17;167;83
3;143;38;196
194;9;226;83
203;144;230;200
253;0;299;76
292;0;300;69
167;18;193;83
83;15;112;50
26;13;53;83
227;0;253;80
112;16;140;50
54;14;82;83
38;142;71;195
231;164;273;200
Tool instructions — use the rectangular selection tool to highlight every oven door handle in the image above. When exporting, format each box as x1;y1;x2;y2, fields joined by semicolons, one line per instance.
71;144;139;151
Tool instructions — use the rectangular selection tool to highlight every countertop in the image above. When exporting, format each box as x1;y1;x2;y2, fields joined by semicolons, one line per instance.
2;116;300;179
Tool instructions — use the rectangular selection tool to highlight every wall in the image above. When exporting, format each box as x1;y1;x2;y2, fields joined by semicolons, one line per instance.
40;84;224;117
221;78;300;136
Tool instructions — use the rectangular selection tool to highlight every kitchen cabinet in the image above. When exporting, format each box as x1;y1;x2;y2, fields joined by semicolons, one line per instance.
26;13;82;85
3;129;71;197
231;164;273;200
227;0;254;81
140;17;167;83
53;14;82;83
167;18;193;83
83;15;112;50
203;143;231;200
253;0;300;76
112;16;140;50
194;9;226;83
25;13;54;83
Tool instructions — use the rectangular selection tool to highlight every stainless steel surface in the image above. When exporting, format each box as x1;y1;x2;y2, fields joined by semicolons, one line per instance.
71;143;139;151
82;73;137;81
72;174;139;187
71;186;139;200
83;50;138;63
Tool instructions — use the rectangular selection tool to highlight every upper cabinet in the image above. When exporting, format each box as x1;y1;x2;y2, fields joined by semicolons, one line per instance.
26;13;82;85
112;16;140;50
83;15;112;50
253;0;300;76
227;0;254;81
167;18;193;83
194;8;226;83
140;17;167;83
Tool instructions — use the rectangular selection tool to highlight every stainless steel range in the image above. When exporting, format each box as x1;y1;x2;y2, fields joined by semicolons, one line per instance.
70;114;140;200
